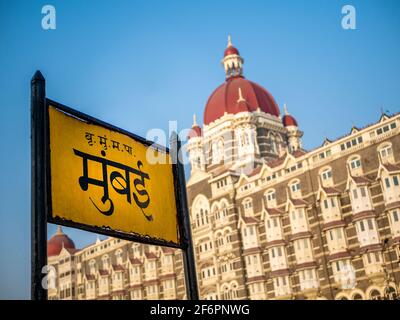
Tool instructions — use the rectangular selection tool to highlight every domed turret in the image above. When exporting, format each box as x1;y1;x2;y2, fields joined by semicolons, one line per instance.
282;104;303;153
204;36;280;125
282;112;298;127
221;35;244;79
187;114;202;140
47;226;76;257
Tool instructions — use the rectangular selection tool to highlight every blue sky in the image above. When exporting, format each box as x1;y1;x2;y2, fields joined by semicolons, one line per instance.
0;0;399;299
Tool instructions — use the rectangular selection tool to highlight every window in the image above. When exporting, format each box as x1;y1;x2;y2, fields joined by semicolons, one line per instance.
392;210;399;222
380;144;393;159
243;198;254;217
350;158;361;170
385;177;391;189
269;246;288;271
329;228;343;241
196;209;209;227
244;200;253;209
318;149;332;160
193;195;210;228
242;225;258;249
201;266;216;279
359;220;365;232
267;191;276;201
102;255;109;270
116;250;123;265
265;190;276;208
356;218;380;246
375;122;397;137
321;169;332;181
216;179;227;189
389;209;400;237
299;269;318;291
273;276;291;297
341;137;363;151
89;260;96;275
211;139;224;164
290;181;301;193
237;128;256;157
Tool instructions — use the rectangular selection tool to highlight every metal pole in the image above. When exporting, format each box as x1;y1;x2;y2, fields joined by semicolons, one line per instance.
170;132;199;300
31;70;48;300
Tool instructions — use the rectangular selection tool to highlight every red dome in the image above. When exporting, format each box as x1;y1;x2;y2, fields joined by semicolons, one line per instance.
224;45;239;57
187;125;202;139
203;77;280;125
282;114;298;127
47;227;76;257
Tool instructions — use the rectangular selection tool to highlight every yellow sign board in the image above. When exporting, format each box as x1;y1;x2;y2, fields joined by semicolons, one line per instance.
48;105;180;245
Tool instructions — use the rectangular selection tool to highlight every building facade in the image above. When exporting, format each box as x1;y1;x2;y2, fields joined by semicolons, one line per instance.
185;38;400;300
47;227;187;300
48;38;400;300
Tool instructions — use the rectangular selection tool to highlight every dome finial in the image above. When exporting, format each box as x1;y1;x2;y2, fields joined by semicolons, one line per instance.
283;103;289;115
193;113;197;127
227;34;232;47
56;225;63;235
237;87;246;103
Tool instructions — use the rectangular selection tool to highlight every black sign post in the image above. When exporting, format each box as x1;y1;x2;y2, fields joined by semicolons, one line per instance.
30;70;198;300
170;132;199;300
31;70;48;300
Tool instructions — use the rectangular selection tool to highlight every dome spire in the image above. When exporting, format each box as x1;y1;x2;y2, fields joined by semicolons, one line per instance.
56;225;64;235
193;113;197;127
227;34;232;47
283;103;289;115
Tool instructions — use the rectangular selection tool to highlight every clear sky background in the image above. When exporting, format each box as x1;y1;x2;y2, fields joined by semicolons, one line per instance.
0;0;399;299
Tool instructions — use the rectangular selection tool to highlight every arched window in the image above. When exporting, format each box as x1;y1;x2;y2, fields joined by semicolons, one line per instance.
275;135;283;155
89;260;96;275
370;289;382;300
218;139;224;162
221;284;230;300
384;286;398;300
132;244;141;256
192;195;210;228
216;232;224;247
265;189;276;208
211;202;219;221
320;167;333;184
236;127;256;157
211;139;224;164
269;133;277;154
348;155;362;175
289;179;301;197
243;198;253;216
102;255;110;270
230;282;238;299
352;293;363;300
220;200;229;219
115;249;123;265
378;142;393;161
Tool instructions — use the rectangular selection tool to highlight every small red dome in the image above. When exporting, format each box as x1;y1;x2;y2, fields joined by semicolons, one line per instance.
187;125;202;139
47;227;76;257
204;77;280;125
224;45;239;57
282;114;298;127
